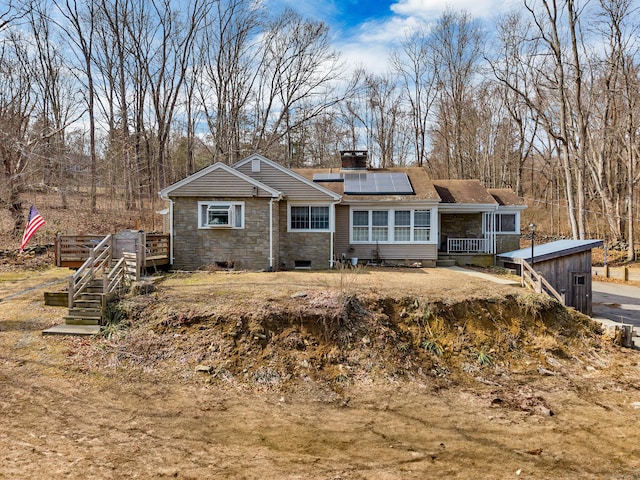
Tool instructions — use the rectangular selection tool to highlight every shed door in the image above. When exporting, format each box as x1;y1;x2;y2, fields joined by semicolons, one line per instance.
571;272;591;315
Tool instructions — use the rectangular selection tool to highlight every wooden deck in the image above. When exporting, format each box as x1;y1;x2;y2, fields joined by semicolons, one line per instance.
55;233;170;269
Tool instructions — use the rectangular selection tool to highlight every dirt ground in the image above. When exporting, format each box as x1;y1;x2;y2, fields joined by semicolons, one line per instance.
2;265;640;479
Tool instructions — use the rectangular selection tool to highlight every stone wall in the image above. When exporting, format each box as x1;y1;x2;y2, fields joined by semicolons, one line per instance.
278;202;332;270
496;234;520;254
171;197;278;270
439;213;483;250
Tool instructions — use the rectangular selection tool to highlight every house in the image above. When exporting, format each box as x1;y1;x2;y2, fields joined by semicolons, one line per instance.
496;239;603;315
159;151;526;271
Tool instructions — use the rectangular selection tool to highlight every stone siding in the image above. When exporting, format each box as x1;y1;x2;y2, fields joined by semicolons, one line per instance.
278;202;332;270
171;197;278;270
495;234;520;254
439;213;483;250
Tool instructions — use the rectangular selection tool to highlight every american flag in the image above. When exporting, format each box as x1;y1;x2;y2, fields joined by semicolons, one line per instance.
20;206;46;253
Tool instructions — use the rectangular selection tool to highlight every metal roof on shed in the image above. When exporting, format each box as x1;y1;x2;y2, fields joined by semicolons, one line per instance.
497;239;603;264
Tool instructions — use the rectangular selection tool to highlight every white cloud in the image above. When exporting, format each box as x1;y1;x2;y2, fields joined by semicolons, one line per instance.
354;16;423;44
391;0;518;20
338;41;395;75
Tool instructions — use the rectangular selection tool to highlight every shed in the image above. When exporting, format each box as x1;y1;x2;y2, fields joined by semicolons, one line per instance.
496;239;603;315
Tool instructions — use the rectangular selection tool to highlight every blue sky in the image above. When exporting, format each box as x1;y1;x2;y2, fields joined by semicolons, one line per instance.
268;0;520;73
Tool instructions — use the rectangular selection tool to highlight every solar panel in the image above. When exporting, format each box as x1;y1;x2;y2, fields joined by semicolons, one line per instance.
313;173;344;182
344;172;414;195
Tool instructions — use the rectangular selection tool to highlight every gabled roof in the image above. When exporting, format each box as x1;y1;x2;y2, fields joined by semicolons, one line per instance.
235;154;341;201
497;239;603;264
159;162;281;198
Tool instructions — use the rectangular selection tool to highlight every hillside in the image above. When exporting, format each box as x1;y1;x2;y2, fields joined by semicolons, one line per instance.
1;267;640;478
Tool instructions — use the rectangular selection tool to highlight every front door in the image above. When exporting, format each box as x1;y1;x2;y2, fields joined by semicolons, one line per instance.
571;272;591;315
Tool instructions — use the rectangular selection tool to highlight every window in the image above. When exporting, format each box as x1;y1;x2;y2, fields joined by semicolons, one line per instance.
371;211;388;241
289;205;330;231
486;212;519;233
352;210;369;241
198;202;244;229
496;213;516;232
351;208;433;243
394;210;411;241
414;210;431;241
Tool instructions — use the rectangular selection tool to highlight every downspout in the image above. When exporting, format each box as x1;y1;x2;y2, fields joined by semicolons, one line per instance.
269;197;274;271
268;194;283;271
160;193;174;265
329;201;340;269
491;207;498;263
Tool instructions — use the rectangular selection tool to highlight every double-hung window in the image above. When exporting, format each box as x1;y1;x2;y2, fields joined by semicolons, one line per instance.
414;210;431;241
289;205;330;231
198;202;244;229
351;208;432;243
394;211;411;241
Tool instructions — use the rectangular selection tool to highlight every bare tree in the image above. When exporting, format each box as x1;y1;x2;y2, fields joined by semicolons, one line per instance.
391;27;437;168
54;0;99;212
252;9;349;163
0;28;42;234
588;0;640;259
130;0;209;192
198;0;263;165
430;8;483;178
491;12;539;196
28;0;81;208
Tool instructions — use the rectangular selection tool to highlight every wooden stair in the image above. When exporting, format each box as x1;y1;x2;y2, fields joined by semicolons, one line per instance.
43;280;105;336
64;280;104;326
43;249;131;337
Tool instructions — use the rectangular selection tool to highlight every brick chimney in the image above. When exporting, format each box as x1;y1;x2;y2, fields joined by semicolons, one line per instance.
340;150;368;170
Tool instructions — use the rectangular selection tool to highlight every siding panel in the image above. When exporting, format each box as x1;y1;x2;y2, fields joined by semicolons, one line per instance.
169;169;271;197
237;161;335;201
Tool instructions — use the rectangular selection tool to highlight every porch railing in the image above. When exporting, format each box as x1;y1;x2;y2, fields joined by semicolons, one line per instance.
447;238;491;254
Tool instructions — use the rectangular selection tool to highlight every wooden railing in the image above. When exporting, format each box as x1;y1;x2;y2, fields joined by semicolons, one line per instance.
69;235;113;309
447;238;490;254
105;257;126;297
56;233;170;268
56;235;105;267
145;234;170;260
521;260;565;304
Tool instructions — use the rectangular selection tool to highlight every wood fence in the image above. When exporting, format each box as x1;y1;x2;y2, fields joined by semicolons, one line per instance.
592;266;640;282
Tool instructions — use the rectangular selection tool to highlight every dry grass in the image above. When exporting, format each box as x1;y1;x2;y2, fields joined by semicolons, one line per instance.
159;266;520;304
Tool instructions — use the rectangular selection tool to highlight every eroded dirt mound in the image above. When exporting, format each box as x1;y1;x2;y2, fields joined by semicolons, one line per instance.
69;284;606;398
